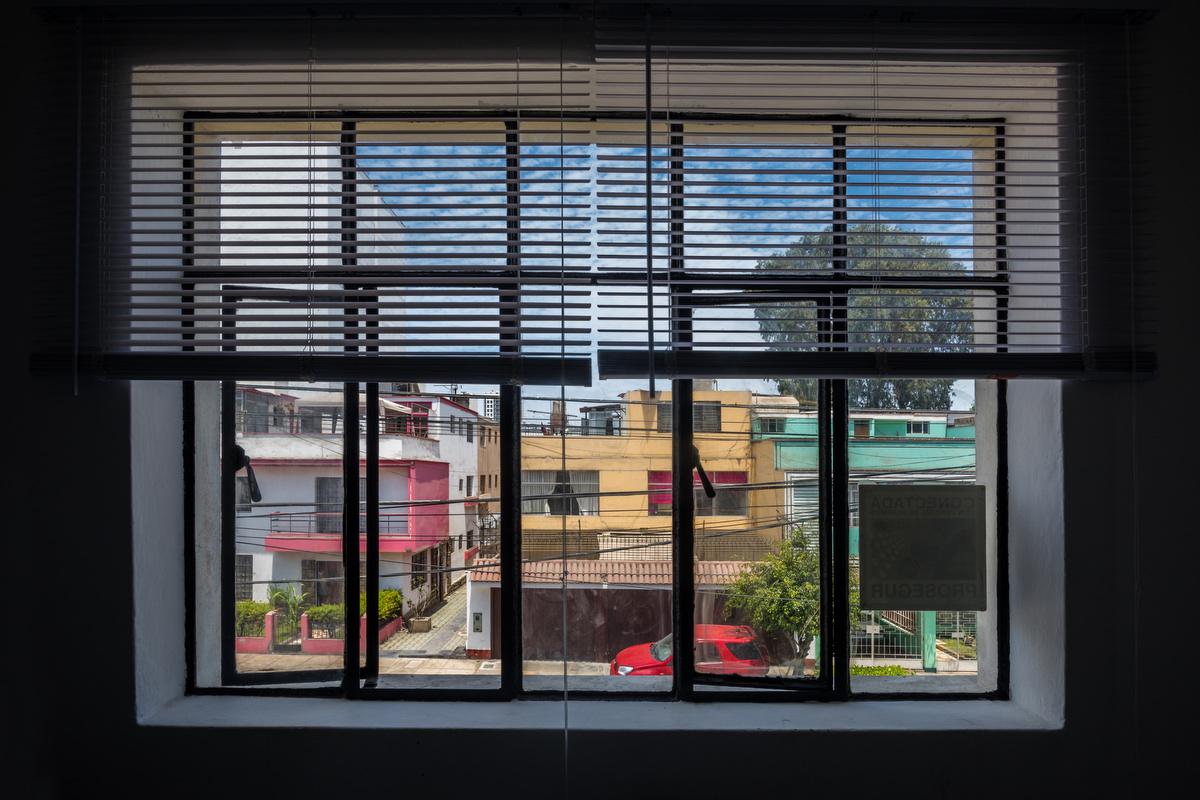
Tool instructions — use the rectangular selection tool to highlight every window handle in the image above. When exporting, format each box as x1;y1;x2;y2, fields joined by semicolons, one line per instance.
691;445;716;499
233;444;263;502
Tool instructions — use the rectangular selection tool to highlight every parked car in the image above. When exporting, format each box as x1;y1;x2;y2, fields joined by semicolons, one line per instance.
609;624;770;677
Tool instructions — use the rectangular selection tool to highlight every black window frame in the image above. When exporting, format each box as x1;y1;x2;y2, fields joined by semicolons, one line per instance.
185;111;1010;702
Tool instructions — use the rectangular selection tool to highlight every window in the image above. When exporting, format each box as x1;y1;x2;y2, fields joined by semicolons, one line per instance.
235;476;253;513
521;470;600;516
648;471;748;517
657;401;721;433
301;559;346;607
410;550;427;590
760;417;785;435
234;554;254;602
152;9;1113;703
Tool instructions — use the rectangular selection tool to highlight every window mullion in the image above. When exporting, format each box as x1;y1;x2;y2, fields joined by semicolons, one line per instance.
672;378;695;700
830;379;850;698
362;383;379;686
342;382;361;692
500;385;522;697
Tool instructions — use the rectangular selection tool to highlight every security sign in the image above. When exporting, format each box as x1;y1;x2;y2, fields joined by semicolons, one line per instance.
859;485;986;611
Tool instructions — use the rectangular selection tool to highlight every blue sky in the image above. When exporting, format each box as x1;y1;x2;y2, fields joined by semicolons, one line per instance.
356;139;980;413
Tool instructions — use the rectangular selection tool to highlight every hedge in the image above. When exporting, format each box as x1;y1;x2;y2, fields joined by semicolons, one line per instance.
235;600;271;637
849;664;911;676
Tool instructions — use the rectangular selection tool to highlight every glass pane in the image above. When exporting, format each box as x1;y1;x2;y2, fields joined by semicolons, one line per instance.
681;123;834;353
692;382;819;682
521;383;672;692
232;381;346;678
849;378;997;693
356;122;509;356
370;385;502;689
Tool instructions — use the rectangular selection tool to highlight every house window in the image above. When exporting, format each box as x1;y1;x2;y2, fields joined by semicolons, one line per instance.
162;25;1077;700
648;471;748;517
313;477;367;534
411;550;427;590
235;476;253;513
234;554;254;602
657;401;721;433
301;559;346;607
521;470;600;516
760;417;785;435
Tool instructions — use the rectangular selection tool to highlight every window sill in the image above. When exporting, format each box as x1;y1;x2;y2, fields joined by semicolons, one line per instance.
143;694;1059;732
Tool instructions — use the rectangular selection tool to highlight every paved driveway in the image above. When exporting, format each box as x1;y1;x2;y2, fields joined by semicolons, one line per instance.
381;585;468;657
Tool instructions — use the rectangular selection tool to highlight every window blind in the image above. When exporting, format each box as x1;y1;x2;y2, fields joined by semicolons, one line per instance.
591;9;1151;380
79;15;595;384
49;6;1149;383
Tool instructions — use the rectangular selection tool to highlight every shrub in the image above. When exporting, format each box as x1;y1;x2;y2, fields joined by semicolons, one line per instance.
306;603;344;626
235;600;271;638
354;589;406;623
378;589;405;623
304;603;343;639
850;664;911;676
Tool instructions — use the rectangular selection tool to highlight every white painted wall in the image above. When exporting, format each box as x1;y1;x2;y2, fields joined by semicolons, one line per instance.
465;575;491;653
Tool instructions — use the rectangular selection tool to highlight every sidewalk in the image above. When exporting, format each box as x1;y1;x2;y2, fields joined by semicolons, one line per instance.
381;585;468;657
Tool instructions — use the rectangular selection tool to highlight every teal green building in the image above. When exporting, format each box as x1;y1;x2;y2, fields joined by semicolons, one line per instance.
750;408;978;672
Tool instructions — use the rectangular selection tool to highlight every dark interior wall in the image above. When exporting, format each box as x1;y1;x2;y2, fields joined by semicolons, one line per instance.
12;1;1191;796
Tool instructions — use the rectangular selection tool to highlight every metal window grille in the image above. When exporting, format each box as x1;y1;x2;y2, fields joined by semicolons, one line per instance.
234;554;254;602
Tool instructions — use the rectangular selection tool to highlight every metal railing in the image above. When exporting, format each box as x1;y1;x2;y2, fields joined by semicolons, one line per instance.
268;512;409;536
236;410;431;439
881;610;917;634
936;611;978;662
851;611;922;660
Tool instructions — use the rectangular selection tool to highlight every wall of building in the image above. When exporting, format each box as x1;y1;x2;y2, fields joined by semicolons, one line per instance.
521;389;754;539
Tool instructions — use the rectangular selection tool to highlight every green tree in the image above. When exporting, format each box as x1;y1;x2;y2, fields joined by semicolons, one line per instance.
754;223;972;410
725;528;860;675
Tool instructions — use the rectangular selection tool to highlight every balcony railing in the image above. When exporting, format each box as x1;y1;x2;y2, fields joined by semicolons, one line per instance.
268;511;409;536
237;411;431;439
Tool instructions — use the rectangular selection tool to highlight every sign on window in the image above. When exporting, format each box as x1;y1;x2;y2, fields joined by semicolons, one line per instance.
859;485;986;611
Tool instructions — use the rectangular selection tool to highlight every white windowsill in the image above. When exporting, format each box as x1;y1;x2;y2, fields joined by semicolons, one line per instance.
143;694;1059;732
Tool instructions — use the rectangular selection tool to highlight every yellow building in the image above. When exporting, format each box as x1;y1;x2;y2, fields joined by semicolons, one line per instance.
520;387;781;561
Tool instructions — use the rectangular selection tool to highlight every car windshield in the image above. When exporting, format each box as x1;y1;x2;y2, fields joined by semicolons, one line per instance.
649;633;672;662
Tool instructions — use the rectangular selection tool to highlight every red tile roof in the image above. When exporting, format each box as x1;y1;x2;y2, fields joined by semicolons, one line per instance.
468;559;749;586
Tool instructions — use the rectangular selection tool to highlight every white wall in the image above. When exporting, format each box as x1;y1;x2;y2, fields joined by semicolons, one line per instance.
465;575;492;653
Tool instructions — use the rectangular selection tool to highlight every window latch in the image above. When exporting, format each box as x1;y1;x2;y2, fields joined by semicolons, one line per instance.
691;445;716;498
233;444;263;502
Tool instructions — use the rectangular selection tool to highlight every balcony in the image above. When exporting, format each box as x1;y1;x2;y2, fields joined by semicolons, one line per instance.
237;411;432;439
265;512;435;553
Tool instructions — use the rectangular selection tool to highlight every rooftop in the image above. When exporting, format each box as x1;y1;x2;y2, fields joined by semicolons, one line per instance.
469;559;749;586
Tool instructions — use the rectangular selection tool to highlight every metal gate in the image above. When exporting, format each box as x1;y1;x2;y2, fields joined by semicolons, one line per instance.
272;608;302;652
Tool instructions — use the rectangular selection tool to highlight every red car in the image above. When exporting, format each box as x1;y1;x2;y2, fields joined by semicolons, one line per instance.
609;624;770;677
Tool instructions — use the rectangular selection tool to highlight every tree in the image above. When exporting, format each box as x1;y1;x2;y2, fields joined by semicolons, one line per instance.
753;223;973;411
724;528;860;675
